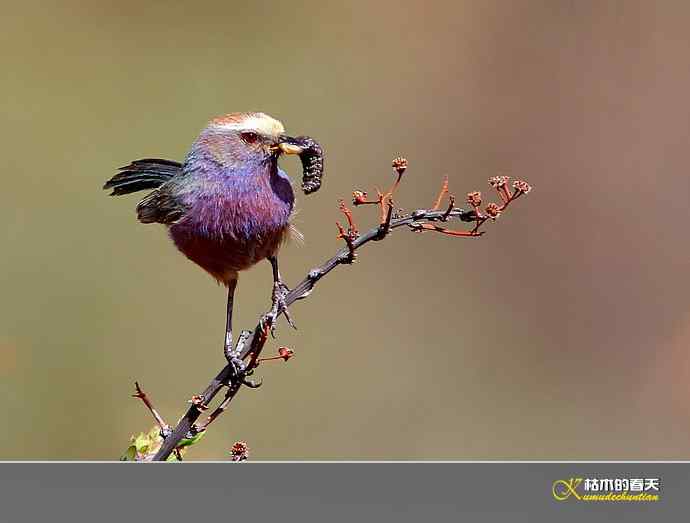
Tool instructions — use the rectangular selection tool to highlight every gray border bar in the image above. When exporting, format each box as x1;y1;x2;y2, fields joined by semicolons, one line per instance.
0;463;684;521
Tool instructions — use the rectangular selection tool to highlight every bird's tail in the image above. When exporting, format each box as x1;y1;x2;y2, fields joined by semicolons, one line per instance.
103;158;182;196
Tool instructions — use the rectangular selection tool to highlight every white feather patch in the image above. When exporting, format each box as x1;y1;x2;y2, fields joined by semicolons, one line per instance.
210;112;285;137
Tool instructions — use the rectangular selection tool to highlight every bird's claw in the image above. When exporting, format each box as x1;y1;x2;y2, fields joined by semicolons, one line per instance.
242;376;263;389
228;356;246;379
267;281;296;336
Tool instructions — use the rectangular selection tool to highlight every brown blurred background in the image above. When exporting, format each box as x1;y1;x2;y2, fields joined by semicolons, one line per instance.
0;0;688;460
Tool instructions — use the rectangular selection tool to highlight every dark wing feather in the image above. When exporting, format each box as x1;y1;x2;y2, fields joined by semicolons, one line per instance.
136;184;188;225
104;158;182;196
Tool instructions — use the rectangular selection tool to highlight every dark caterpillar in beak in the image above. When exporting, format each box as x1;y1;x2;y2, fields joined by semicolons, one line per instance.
293;136;324;195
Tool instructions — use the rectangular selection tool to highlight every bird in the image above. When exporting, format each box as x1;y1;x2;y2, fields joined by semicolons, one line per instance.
104;112;324;361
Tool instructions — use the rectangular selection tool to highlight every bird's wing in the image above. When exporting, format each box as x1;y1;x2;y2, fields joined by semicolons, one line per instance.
136;183;189;225
104;158;182;196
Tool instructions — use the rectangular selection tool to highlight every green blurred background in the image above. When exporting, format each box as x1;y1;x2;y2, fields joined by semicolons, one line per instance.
1;0;688;460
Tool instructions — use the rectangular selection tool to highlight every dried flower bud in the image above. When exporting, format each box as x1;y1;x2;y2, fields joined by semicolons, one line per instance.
485;203;501;219
489;175;510;188
352;190;368;205
230;441;249;462
466;191;482;207
513;179;532;194
391;157;408;175
278;347;294;361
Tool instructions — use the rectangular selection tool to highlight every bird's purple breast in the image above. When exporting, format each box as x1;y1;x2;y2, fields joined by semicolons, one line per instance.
168;159;294;284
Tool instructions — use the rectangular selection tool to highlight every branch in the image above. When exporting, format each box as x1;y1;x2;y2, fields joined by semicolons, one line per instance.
142;160;531;461
132;381;169;433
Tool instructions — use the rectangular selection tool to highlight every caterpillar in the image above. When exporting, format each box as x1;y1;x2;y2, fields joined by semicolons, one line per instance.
293;136;324;195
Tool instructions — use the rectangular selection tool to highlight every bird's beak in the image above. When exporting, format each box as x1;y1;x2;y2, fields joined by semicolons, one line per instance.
277;136;305;155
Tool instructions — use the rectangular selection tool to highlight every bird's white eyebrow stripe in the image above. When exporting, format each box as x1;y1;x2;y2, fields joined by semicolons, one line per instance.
212;121;251;130
211;115;285;136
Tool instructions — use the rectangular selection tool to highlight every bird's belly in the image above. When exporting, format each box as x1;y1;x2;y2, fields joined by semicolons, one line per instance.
168;221;289;284
166;172;294;284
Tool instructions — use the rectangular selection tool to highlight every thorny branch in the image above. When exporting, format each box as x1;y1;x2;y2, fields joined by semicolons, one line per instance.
133;158;531;461
132;381;169;434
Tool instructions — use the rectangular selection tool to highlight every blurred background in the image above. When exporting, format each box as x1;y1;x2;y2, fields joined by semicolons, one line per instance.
1;0;689;460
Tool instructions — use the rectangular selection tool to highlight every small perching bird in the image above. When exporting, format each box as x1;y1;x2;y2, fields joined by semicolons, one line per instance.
104;112;324;360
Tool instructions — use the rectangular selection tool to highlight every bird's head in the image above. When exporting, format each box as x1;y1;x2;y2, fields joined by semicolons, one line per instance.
198;112;324;194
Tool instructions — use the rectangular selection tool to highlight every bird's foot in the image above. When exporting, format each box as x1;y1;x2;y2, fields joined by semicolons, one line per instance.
227;355;246;379
264;281;296;337
242;371;263;388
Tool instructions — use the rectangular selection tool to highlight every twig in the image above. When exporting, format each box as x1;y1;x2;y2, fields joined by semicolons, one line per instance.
441;195;456;222
132;382;170;434
151;206;477;460
432;176;449;210
194;388;235;432
147;161;531;461
376;198;394;239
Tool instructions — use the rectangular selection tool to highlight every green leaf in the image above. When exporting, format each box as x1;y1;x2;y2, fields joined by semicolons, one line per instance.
122;426;164;461
121;426;205;461
177;430;206;448
133;432;151;453
120;445;137;461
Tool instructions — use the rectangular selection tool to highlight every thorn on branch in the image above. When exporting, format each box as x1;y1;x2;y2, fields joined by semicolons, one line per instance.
441;195;456;222
338;199;358;236
432;176;449;210
375;198;394;240
194;386;239;433
189;395;209;412
336;222;357;263
132;381;170;435
336;200;358;263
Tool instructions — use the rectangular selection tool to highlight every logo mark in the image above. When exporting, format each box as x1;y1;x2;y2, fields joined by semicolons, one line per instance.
552;478;582;501
552;476;660;502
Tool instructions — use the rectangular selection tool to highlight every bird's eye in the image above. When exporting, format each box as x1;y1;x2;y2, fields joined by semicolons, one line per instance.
240;132;259;144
